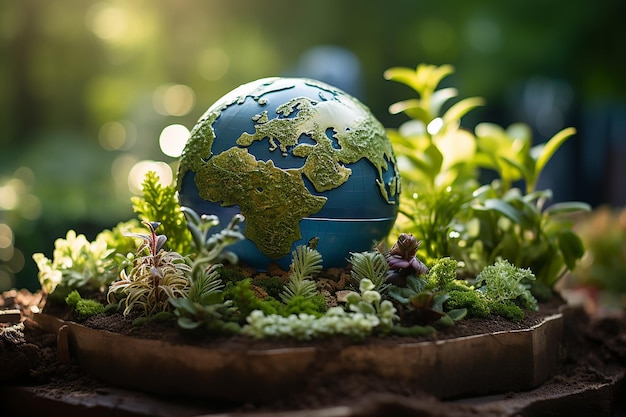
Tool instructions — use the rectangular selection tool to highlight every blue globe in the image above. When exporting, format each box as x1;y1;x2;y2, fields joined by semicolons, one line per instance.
177;77;400;270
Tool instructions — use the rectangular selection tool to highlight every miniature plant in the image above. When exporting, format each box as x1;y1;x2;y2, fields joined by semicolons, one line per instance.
279;244;322;303
453;186;588;295
348;250;389;292
33;229;118;298
383;233;429;286
388;270;466;328
168;293;240;335
182;207;244;266
242;278;398;341
107;221;190;317
131;171;192;256
385;63;589;291
474;259;538;321
65;289;105;318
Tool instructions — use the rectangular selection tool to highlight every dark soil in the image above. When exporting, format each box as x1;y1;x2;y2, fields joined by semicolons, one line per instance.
1;288;625;416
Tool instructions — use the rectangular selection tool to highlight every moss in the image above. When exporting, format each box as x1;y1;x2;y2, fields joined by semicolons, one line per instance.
225;279;279;322
446;289;490;319
219;266;247;285
254;275;287;299
490;301;525;322
65;290;105;318
281;294;327;317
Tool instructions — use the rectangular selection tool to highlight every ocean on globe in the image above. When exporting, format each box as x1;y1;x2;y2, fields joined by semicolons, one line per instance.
176;77;401;270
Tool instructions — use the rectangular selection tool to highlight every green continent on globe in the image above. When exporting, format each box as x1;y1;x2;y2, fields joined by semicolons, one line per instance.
193;147;327;259
236;95;400;201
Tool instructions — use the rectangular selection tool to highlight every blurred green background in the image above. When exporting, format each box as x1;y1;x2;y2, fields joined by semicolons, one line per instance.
1;0;625;292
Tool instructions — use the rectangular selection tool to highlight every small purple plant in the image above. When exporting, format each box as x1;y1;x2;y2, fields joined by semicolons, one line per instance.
384;233;429;287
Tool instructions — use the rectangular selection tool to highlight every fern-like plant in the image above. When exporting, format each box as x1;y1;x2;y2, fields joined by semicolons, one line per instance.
279;244;322;303
348;251;389;292
131;171;192;256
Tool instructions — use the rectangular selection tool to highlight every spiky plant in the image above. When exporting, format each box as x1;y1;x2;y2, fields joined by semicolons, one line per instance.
279;244;322;303
348;251;389;292
107;221;191;317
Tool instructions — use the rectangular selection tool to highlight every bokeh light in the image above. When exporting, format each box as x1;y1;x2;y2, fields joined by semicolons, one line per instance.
153;84;195;117
85;3;129;42
198;47;230;81
127;160;173;195
159;124;190;158
98;121;137;151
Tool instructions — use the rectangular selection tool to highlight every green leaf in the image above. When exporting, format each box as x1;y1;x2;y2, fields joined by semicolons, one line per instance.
430;87;458;116
545;201;592;216
446;308;467;322
178;317;203;330
475;199;525;225
558;230;585;271
387;287;412;305
533;127;576;177
407;275;428;294
384;67;423;92
442;97;485;125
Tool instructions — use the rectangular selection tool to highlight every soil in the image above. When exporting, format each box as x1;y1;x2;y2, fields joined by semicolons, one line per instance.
1;288;625;416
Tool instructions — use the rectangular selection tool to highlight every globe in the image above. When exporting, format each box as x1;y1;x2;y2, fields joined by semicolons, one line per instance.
177;77;400;270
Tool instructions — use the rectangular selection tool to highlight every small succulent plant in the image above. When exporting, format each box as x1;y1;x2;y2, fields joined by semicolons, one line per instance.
107;221;190;317
383;233;429;286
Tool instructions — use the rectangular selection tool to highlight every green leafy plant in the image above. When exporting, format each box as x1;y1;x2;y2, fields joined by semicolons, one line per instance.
385;63;590;290
279;244;322;303
132;171;192;256
564;206;626;309
182;207;244;265
475;259;538;321
107;221;190;317
33;229;118;298
168;293;240;335
348;250;389;292
242;278;398;341
388;272;466;328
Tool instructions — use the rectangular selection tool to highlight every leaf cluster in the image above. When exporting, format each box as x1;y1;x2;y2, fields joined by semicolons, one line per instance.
385;63;590;287
131;171;192;256
348;250;389;292
107;222;191;317
280;244;322;303
169;293;240;335
32;229;119;297
387;257;467;327
474;259;538;321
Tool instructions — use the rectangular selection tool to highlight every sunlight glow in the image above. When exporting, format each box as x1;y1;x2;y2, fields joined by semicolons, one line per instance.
427;117;444;135
0;223;13;250
159;124;190;158
86;3;129;42
127;160;173;195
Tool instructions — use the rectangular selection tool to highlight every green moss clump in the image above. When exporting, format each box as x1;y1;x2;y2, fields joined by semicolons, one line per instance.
219;266;247;285
281;294;327;317
225;279;279;322
65;290;105;318
446;289;490;319
490;301;525;322
254;276;287;299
